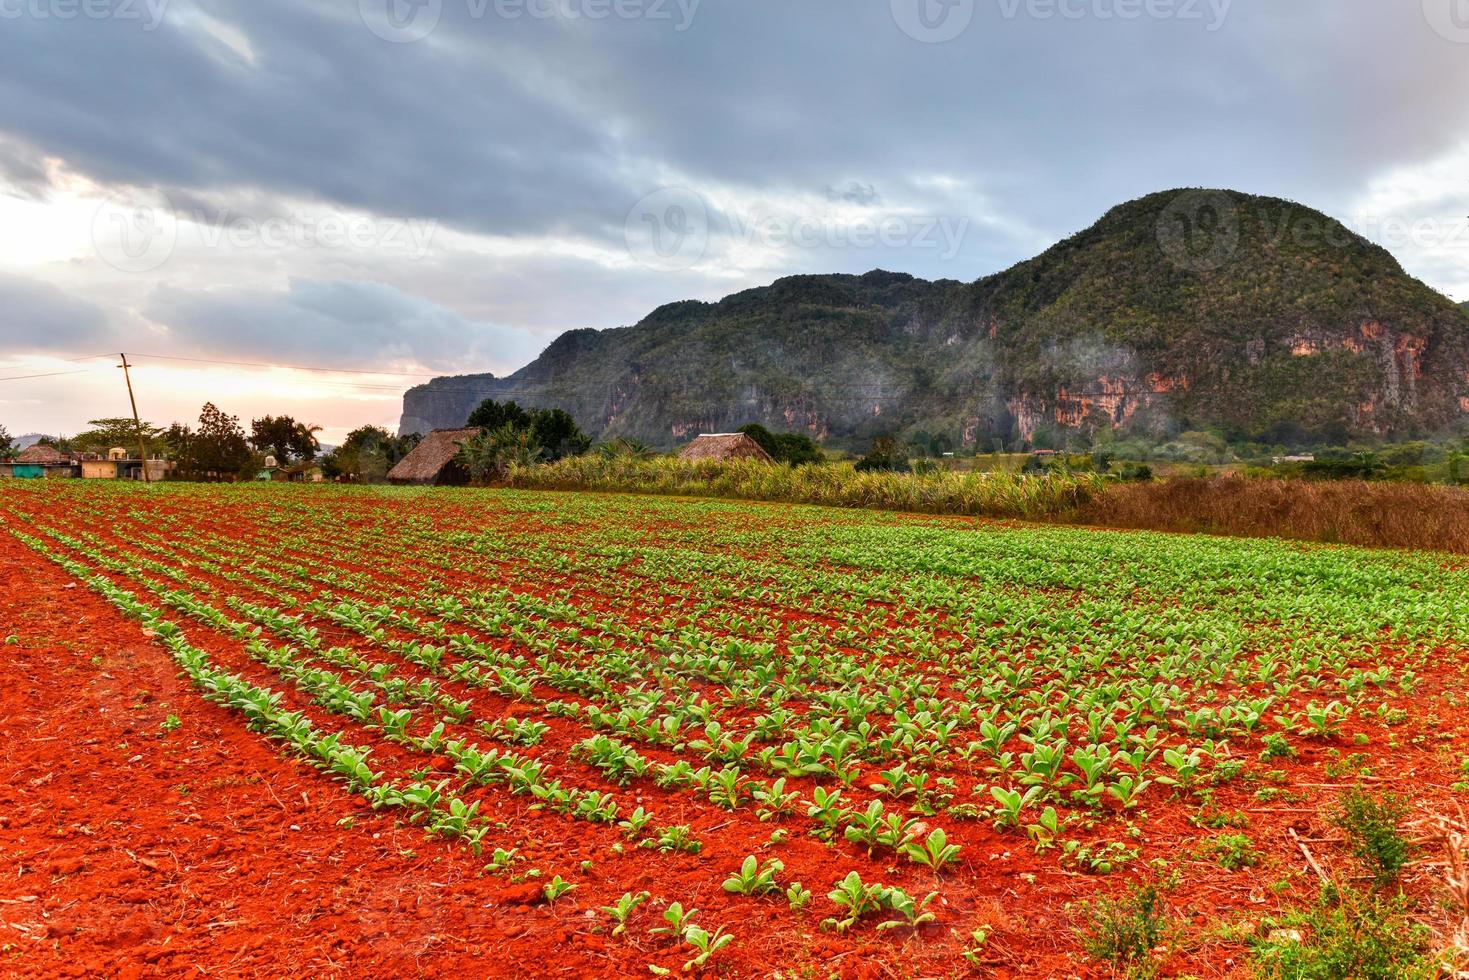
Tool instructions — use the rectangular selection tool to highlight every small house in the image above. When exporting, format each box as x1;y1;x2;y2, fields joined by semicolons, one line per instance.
677;433;773;463
81;458;120;479
81;455;168;481
275;461;325;483
10;444;78;479
387;428;480;485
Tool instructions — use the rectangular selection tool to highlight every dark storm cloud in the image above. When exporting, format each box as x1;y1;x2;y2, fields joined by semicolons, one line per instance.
2;1;1466;253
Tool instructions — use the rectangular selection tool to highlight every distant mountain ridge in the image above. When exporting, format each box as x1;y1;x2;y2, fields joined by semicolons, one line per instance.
402;190;1469;448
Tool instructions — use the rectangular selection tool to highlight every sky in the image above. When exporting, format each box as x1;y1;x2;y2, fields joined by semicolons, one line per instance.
2;0;1468;443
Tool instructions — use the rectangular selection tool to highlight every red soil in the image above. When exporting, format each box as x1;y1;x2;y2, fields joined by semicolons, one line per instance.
3;492;1468;979
0;531;602;979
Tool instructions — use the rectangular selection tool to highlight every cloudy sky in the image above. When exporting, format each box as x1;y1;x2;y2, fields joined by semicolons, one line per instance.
2;0;1468;442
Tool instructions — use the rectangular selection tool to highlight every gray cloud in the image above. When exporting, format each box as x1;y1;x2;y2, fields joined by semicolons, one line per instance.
1;0;1468;435
141;277;547;373
0;272;115;351
0;138;52;200
2;2;1465;254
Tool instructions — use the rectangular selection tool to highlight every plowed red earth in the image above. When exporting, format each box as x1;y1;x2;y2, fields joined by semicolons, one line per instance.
0;531;628;979
2;492;1467;979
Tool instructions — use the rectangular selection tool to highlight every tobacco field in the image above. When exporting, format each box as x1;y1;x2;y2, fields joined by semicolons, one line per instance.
3;480;1469;978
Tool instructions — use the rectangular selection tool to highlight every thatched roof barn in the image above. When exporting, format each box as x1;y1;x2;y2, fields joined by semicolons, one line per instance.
17;444;70;465
677;433;773;463
7;443;78;479
387;428;480;485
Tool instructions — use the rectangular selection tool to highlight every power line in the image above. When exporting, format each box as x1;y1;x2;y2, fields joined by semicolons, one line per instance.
0;368;98;383
124;352;444;378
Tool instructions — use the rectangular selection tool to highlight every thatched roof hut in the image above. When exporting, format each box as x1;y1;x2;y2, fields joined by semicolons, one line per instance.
677;433;773;463
387;428;480;485
17;444;69;465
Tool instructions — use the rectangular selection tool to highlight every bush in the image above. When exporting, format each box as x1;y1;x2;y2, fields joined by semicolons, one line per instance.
1075;883;1170;976
1331;790;1410;887
457;426;542;484
1251;885;1431;980
854;436;910;474
1205;833;1261;871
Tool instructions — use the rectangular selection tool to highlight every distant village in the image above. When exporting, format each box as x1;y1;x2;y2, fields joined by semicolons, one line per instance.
0;400;812;487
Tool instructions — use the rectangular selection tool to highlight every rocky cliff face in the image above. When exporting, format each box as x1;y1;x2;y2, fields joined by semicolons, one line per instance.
402;190;1469;448
399;373;500;439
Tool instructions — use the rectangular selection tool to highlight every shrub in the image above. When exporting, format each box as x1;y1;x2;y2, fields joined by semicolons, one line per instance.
465;400;591;462
1205;833;1261;871
457;426;543;484
854;436;910;474
1074;883;1170;976
1251;884;1431;979
1331;790;1410;887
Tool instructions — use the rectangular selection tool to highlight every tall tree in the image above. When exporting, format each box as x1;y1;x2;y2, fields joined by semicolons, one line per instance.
737;423;824;465
72;418;168;457
171;403;252;480
0;423;14;459
250;415;321;464
466;399;532;431
466;399;590;462
529;409;591;461
322;426;420;483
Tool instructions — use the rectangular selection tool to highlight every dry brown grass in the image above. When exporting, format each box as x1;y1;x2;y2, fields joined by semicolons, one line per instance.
1081;476;1469;553
1409;804;1469;972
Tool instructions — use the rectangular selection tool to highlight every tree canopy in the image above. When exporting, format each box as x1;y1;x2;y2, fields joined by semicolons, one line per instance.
321;426;421;483
737;423;825;465
250;415;321;464
167;403;254;480
466;400;590;462
71;418;169;457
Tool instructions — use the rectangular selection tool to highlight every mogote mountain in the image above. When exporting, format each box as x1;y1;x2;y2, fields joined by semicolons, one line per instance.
401;190;1469;449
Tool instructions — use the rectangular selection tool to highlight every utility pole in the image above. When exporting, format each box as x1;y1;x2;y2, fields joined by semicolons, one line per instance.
118;353;151;485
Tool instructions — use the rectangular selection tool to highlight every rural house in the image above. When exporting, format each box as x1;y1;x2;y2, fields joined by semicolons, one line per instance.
6;444;79;479
277;461;325;483
677;433;773;463
81;448;168;481
386;428;480;485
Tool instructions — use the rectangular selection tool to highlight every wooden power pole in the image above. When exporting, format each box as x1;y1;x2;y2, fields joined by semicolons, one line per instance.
118;353;152;484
